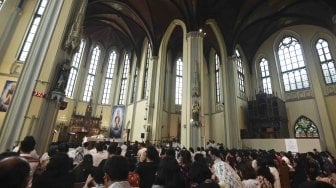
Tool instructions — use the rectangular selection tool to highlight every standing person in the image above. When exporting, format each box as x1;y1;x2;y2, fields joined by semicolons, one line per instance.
136;146;160;188
152;156;186;188
256;158;274;188
189;161;219;188
236;162;260;188
137;142;147;162
209;148;243;188
19;137;40;188
120;142;127;157
15;136;39;159
91;142;108;167
177;150;192;187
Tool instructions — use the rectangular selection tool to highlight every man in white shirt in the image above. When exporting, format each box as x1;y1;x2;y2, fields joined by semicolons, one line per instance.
137;143;147;162
120;142;127;157
92;142;108;167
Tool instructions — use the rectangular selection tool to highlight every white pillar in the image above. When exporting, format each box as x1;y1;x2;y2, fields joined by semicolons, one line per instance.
0;0;24;62
180;31;204;148
0;0;64;151
147;56;158;141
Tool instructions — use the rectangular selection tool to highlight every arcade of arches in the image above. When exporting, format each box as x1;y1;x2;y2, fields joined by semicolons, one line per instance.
0;0;335;155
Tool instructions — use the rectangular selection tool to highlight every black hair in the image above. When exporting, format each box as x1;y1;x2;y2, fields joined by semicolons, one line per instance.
210;148;221;158
95;142;105;152
19;139;35;153
256;157;275;184
0;151;19;160
165;148;175;158
146;146;160;163
47;152;73;176
237;162;256;180
104;156;129;181
155;156;185;188
91;166;104;184
189;161;212;184
0;156;30;188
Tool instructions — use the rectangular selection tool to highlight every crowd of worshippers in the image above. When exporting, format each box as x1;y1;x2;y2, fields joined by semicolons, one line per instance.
1;136;336;188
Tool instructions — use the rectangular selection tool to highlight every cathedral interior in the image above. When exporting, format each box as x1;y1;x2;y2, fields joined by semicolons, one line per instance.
0;0;335;155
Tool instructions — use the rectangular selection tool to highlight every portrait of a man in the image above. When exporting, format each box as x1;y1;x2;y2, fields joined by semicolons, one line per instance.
0;81;16;112
109;105;125;138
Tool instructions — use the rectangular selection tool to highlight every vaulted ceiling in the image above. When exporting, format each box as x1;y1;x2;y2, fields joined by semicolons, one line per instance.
84;0;336;67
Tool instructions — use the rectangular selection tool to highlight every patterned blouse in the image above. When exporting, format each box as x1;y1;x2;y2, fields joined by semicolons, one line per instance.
212;159;243;188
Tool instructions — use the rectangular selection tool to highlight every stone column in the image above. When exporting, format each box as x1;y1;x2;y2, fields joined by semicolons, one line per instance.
146;56;158;141
37;0;88;152
226;56;240;149
305;48;336;155
0;0;64;151
0;0;25;62
180;31;204;148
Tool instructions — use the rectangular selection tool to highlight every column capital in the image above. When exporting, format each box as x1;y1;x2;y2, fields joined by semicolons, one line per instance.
186;31;205;38
150;56;158;61
227;55;237;62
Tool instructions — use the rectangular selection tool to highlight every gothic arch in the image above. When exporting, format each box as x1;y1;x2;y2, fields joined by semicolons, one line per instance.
294;115;319;138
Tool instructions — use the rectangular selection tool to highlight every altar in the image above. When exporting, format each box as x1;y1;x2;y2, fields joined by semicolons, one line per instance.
67;100;102;143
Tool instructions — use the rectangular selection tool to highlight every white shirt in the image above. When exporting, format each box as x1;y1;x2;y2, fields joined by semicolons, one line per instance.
137;147;147;162
92;151;108;167
269;166;281;188
108;181;132;188
251;159;258;171
121;144;127;156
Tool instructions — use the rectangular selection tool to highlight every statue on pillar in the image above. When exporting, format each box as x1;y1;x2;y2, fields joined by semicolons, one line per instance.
191;91;200;127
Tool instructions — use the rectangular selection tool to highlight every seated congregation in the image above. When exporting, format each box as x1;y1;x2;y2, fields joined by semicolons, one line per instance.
0;136;335;188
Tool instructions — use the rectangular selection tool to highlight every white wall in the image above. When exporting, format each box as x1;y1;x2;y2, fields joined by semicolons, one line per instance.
242;139;321;153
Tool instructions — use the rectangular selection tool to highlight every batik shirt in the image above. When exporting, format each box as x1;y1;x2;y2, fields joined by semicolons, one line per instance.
212;159;243;188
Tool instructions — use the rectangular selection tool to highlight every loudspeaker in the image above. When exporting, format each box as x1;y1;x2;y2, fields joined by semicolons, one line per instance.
141;133;145;139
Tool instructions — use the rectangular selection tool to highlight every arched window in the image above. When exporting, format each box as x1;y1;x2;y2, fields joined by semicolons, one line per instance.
65;39;86;98
102;51;117;104
142;43;151;99
0;0;5;9
236;49;245;93
259;58;272;94
315;39;336;84
17;0;49;62
118;54;130;105
175;58;183;105
278;36;309;91
215;53;221;103
294;116;319;138
83;45;101;102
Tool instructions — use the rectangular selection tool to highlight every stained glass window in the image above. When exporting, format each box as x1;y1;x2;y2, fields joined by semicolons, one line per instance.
294;116;319;138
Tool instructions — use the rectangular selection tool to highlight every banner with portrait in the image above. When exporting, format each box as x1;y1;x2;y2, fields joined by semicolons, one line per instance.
0;80;16;112
109;105;125;138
